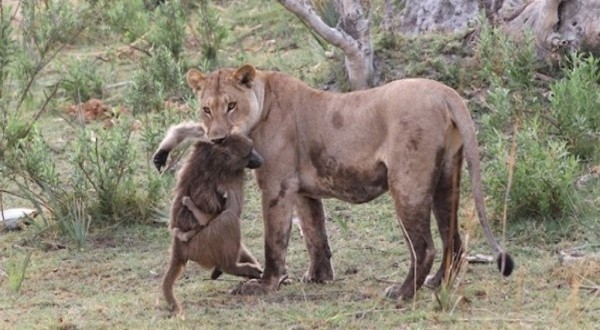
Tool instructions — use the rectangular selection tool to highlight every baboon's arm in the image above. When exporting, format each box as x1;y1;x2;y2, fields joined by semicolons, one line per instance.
222;185;243;217
153;122;205;171
182;196;213;226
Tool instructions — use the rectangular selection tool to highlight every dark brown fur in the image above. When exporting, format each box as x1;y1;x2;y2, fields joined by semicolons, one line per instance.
155;128;263;315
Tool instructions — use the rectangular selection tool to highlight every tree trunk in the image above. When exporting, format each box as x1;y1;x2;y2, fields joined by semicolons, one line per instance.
396;0;600;58
501;0;600;58
278;0;373;90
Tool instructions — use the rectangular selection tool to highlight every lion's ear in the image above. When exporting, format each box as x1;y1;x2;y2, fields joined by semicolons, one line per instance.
233;65;255;88
186;69;206;91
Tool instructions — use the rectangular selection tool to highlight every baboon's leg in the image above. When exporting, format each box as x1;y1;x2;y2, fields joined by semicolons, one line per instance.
162;250;187;314
428;150;464;288
295;196;334;283
170;227;200;242
238;243;261;268
221;262;263;279
211;245;261;280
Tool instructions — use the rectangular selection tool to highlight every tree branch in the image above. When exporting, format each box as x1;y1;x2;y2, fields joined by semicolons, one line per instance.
277;0;361;59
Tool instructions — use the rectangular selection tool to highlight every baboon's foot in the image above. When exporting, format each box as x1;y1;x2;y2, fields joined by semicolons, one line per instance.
211;268;223;280
230;279;273;295
165;304;183;319
230;275;288;295
301;262;334;283
168;310;185;320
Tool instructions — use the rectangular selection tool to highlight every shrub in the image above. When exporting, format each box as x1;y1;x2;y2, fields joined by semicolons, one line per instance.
549;54;600;161
483;120;580;220
147;0;187;60
2;118;174;246
475;21;585;221
197;0;229;68
478;20;539;89
59;57;104;103
104;0;151;43
125;45;184;114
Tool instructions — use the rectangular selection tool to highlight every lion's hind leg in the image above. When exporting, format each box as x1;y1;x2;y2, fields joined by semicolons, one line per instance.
384;164;437;301
427;150;464;288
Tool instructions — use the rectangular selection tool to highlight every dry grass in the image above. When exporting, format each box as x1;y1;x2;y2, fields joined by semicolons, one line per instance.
1;0;599;328
1;188;599;328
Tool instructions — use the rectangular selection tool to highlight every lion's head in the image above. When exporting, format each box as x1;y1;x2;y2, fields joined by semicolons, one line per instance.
186;65;262;142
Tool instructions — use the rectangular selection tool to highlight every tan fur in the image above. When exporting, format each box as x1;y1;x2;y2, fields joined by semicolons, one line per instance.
154;126;263;314
184;65;514;300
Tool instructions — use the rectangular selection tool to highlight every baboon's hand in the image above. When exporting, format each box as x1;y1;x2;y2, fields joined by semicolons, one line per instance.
181;196;192;209
153;149;169;171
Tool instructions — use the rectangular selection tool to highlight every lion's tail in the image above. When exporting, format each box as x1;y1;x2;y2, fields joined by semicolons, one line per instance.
444;94;514;277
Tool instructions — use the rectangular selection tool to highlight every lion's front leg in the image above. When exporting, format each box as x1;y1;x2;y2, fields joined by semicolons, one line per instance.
295;196;334;283
234;183;296;295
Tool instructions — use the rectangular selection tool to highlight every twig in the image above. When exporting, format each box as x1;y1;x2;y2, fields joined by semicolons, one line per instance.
397;216;417;309
373;276;397;284
325;308;406;323
129;45;152;57
580;285;599;293
562;243;600;252
103;81;132;90
453;318;542;323
21;80;61;139
0;189;28;201
0;190;4;222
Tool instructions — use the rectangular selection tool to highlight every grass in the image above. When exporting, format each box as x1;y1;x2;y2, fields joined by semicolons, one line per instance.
1;0;599;328
1;183;599;328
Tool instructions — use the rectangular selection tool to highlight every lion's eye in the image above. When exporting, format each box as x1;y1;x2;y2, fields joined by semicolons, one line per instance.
227;102;237;112
202;107;211;115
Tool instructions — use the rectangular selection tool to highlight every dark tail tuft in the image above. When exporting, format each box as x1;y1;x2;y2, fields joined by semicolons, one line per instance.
496;252;514;277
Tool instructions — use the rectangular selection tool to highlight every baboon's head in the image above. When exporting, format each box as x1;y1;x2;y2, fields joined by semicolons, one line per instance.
213;134;263;172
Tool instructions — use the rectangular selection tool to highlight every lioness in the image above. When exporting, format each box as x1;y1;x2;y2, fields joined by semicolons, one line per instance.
171;64;514;301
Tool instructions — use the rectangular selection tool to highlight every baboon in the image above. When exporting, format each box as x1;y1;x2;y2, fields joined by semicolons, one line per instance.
153;122;263;314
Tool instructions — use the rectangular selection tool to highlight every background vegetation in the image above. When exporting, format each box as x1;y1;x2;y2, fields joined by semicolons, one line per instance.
1;0;598;328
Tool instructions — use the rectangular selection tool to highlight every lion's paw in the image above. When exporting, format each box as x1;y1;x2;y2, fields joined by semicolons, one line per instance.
301;269;334;283
383;284;415;301
423;273;441;289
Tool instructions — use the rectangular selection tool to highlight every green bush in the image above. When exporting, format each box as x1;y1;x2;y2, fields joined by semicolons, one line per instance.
478;20;539;89
147;0;187;60
2;119;174;247
125;45;184;114
197;0;229;68
104;0;151;43
59;57;104;103
549;54;600;161
483;120;580;220
476;21;586;221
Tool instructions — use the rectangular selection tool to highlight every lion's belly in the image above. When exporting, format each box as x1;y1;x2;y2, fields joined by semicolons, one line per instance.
301;152;388;204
